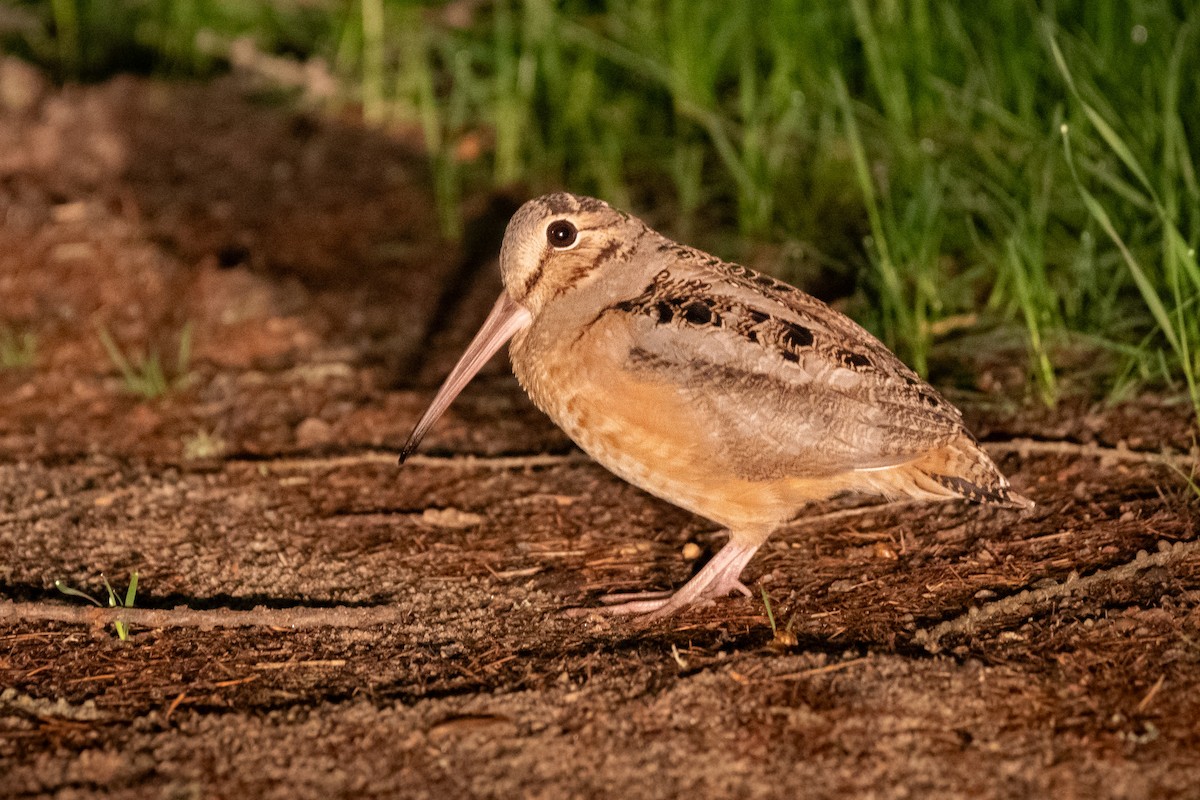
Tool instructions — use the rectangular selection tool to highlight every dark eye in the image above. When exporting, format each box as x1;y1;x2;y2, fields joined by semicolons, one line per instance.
546;220;578;249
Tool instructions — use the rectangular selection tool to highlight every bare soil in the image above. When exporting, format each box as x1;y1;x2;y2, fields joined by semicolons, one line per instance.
1;61;1199;799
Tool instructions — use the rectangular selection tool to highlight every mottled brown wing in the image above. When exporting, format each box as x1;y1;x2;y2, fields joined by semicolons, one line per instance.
611;260;967;481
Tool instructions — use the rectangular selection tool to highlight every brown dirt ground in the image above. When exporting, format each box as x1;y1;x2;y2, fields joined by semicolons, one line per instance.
1;60;1199;799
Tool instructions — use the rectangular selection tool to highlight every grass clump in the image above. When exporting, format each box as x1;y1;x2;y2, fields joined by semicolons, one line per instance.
97;323;193;399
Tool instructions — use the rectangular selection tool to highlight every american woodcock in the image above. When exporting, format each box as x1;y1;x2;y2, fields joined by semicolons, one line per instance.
401;192;1031;623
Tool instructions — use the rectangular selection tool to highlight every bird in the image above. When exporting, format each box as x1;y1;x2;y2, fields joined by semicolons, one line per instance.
400;192;1031;623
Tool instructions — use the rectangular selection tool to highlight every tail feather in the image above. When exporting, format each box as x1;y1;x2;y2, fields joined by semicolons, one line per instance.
876;437;1033;510
928;472;1033;510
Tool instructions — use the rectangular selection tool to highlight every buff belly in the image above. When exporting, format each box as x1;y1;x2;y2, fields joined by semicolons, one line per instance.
514;349;823;541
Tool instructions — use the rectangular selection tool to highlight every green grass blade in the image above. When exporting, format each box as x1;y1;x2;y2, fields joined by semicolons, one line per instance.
175;322;192;377
97;326;138;387
124;571;139;609
1081;105;1157;206
102;574;118;607
54;580;102;607
759;585;777;635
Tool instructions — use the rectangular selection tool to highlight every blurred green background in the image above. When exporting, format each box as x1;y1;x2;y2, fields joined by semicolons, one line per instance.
2;0;1198;416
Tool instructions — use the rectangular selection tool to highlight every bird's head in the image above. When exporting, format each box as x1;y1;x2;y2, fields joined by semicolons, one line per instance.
399;193;638;462
499;192;642;316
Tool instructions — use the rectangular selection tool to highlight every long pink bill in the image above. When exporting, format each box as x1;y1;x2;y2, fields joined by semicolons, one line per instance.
399;292;532;464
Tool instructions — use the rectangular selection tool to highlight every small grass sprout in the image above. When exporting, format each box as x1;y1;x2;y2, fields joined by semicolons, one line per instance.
0;327;37;368
55;571;139;641
1162;441;1200;504
182;428;227;460
97;323;193;399
760;585;798;650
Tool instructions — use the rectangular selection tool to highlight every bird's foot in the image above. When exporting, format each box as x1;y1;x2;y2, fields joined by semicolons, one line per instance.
567;540;760;624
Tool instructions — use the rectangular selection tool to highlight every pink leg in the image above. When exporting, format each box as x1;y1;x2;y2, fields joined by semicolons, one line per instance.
568;539;762;623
